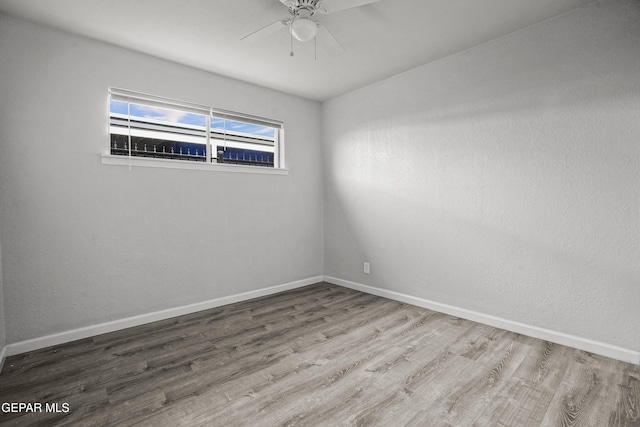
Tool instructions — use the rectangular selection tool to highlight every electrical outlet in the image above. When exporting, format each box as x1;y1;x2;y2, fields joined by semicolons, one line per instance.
364;262;370;274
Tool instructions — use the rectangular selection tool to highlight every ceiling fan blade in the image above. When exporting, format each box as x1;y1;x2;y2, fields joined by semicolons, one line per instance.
317;22;344;56
316;0;381;14
278;0;297;9
241;19;290;42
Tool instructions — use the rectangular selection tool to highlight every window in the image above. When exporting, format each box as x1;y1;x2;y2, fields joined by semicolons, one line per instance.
107;88;284;170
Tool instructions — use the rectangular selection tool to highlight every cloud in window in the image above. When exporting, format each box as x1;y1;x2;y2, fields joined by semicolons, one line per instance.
133;104;205;126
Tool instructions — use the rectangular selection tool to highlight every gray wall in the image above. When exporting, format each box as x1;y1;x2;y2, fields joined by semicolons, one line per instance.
0;240;5;358
322;0;640;352
0;14;323;344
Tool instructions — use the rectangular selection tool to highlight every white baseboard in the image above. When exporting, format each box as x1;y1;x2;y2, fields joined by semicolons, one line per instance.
6;275;638;365
6;276;323;357
324;276;640;365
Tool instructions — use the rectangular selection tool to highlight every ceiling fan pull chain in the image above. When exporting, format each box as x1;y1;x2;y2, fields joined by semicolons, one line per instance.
290;16;295;56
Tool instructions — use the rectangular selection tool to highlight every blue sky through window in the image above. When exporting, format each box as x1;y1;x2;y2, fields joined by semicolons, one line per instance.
110;99;205;127
210;117;275;138
111;99;275;138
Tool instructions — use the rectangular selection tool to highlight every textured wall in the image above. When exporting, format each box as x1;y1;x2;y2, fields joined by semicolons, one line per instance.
0;14;323;343
0;239;5;356
323;0;640;351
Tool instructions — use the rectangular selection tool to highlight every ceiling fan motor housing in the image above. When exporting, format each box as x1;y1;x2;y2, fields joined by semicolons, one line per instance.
284;0;327;16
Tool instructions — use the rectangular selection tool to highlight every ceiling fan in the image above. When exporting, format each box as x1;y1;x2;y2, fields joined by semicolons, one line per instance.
242;0;382;57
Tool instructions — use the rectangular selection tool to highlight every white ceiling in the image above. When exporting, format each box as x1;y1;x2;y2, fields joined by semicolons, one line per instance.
0;0;597;101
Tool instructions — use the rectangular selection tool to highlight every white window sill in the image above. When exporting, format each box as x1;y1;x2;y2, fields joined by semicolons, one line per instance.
101;154;289;175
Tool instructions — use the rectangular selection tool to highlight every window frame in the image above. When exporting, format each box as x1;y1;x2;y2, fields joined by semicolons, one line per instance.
102;87;288;175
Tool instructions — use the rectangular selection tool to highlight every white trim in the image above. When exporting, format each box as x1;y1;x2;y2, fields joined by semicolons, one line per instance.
324;276;640;365
101;154;289;175
6;276;322;357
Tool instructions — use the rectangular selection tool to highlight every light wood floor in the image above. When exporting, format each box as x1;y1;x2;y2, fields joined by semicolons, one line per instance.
0;283;638;426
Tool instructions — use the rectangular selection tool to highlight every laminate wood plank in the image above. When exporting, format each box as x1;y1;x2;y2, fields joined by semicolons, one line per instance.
608;370;640;426
181;304;417;425
91;283;343;348
1;282;637;427
207;310;475;426
146;300;396;414
445;342;526;424
99;289;374;399
470;340;573;426
111;290;401;425
97;284;341;350
117;304;400;422
344;349;460;426
205;304;406;402
392;355;480;426
539;352;626;427
350;322;536;425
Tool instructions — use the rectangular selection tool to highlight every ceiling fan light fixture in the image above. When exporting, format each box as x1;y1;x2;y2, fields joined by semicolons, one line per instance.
290;17;318;42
